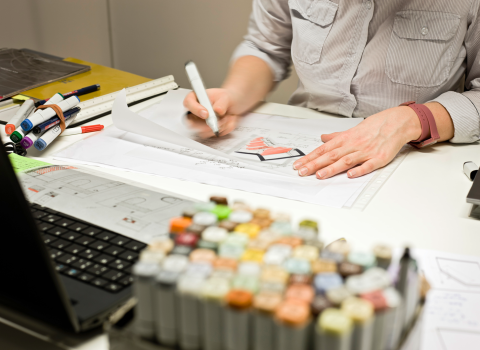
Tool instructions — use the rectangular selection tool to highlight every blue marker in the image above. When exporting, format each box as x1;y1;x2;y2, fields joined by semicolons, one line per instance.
313;273;343;294
32;107;81;135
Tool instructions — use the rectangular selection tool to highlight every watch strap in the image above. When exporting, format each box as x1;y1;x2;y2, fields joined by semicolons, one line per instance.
400;101;440;148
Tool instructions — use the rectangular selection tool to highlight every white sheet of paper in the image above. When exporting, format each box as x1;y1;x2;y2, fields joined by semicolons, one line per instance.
54;90;378;208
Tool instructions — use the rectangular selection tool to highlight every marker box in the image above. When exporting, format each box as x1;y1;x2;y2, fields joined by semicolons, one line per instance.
341;297;374;350
316;308;353;350
253;291;283;350
224;289;253;350
275;299;312;350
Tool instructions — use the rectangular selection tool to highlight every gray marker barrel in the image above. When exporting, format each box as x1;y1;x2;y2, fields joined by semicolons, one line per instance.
178;275;207;350
201;277;231;350
341;297;374;350
316;308;353;350
383;287;403;350
253;291;283;350
154;269;182;346
275;299;312;350
132;262;161;339
224;289;253;350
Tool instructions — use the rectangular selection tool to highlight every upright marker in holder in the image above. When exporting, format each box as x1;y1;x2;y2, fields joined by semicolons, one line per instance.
275;299;312;350
224;289;253;350
5;99;35;135
21;96;80;132
316;308;353;350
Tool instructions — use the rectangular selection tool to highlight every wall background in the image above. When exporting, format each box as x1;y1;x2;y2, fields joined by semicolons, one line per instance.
0;0;298;104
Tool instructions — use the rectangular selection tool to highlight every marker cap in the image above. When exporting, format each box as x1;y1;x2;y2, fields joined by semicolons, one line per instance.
192;211;218;226
232;275;259;294
11;130;25;143
327;240;351;257
201;277;230;300
247;237;271;251
270;221;294;236
293;245;319;262
229;210;253;224
326;286;353;306
20;136;34;149
163;254;189;273
338;261;363;278
241;249;264;262
224;233;249;247
253;208;270;219
299;219;318;232
311;295;333;317
175;232;199;247
170;245;193;256
285;283;315;304
271;212;291;222
169;217;192;234
185;261;213;277
250;217;273;229
275;236;302;248
313;273;343;294
318;308;353;335
218;220;238;232
321;249;344;263
360;290;388;311
218;243;245;259
34;138;47;150
211;269;235;280
210;204;232;220
372;244;392;260
238;261;261;277
139;249;165;264
260;265;289;284
311;259;338;274
194;201;216;212
213;257;238;271
226;289;253;310
235;223;261;238
254;291;283;313
185;223;206;236
231;201;252;212
288;274;312;285
348;251;376;269
202;226;228;243
295;226;316;240
275;299;310;326
190;248;217;263
148;237;174;254
341;297;374;324
260;281;286;294
20;118;33;132
5;124;15;135
284;258;311;275
209;196;228;206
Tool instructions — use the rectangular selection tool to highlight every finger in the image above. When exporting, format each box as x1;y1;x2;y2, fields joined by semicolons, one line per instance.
293;136;345;170
183;92;209;119
297;146;355;177
347;158;384;178
212;93;230;117
321;132;342;143
315;152;364;179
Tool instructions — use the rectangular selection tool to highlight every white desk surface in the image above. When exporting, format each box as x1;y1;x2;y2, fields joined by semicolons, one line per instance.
18;95;480;349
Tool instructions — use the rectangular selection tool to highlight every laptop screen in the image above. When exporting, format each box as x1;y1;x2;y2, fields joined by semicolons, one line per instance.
0;143;77;331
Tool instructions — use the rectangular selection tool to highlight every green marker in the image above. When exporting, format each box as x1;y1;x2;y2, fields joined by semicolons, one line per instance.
211;204;232;220
10;126;26;143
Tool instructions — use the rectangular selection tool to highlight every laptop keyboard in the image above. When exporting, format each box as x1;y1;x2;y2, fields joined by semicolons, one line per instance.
30;203;146;293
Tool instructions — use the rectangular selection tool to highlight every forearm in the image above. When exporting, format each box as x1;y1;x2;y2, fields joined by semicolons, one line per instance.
424;102;454;142
222;56;275;115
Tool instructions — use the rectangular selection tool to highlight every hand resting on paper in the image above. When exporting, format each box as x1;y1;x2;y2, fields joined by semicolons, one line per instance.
183;88;240;138
293;103;454;179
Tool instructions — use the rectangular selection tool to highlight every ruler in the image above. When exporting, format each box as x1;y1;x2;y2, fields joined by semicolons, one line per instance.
72;75;178;125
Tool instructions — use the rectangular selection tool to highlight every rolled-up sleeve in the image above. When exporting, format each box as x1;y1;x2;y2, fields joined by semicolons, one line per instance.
432;3;480;143
231;0;293;82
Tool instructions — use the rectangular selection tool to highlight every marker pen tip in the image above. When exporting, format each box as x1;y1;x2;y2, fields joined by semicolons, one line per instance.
215;132;219;137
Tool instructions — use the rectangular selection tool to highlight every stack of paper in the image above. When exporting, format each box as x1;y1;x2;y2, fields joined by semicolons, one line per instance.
55;89;380;208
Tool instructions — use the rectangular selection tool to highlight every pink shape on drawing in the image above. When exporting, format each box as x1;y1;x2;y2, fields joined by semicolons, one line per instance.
261;147;292;156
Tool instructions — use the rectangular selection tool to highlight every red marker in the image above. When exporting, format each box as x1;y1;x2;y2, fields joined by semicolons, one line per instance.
59;124;104;136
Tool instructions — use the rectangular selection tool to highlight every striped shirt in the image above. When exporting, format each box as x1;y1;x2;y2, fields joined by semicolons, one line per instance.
232;0;480;143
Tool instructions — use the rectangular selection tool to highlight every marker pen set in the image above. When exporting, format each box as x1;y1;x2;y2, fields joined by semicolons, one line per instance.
131;197;426;350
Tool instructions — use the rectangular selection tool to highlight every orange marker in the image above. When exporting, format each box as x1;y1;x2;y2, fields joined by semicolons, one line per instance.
170;217;192;234
225;290;253;350
275;299;311;350
213;257;238;271
253;291;283;350
285;283;315;304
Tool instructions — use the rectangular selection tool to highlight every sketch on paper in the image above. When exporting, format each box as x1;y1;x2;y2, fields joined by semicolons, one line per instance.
436;257;480;287
234;136;305;161
437;328;480;350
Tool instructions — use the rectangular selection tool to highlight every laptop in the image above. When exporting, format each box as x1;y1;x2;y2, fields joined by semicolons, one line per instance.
0;141;148;336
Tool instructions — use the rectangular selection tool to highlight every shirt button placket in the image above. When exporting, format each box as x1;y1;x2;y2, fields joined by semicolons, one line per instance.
421;26;429;36
365;0;372;9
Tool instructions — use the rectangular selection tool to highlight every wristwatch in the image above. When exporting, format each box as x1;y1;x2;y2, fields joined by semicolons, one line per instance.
400;101;440;148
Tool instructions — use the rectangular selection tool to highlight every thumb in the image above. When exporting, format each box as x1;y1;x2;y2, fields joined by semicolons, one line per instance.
321;132;341;142
212;93;230;117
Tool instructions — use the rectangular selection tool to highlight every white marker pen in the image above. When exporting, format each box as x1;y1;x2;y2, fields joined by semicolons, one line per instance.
185;61;219;137
22;96;80;131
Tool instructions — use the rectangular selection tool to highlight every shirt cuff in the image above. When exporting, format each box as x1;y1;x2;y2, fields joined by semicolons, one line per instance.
231;41;289;82
430;91;480;143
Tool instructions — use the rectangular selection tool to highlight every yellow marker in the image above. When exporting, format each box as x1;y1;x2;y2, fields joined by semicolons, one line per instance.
311;258;338;274
261;265;289;284
293;245;319;262
299;219;319;232
242;249;264;263
253;208;271;219
235;223;261;238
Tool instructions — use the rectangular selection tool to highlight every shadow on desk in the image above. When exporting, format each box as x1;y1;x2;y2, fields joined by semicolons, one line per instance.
0;320;63;350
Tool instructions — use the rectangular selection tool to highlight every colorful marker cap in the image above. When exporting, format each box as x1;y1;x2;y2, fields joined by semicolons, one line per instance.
20;119;33;132
10;131;24;143
348;251;376;270
327;240;351;257
251;217;273;229
271;212;290;222
185;261;213;277
238;261;261;277
211;204;232;220
192;211;217;226
213;257;238;271
253;208;270;219
295;226;317;240
284;258;311;275
202;226;228;243
299;219;318;232
338;262;363;278
313;273;343;294
341;297;374;324
293;245;320;262
162;254;189;273
218;243;245;259
34;138;47;151
218;220;238;232
275;236;302;248
169;217;192;234
201;277;230;300
148;237;174;253
285;283;315;304
311;294;333;317
224;232;250;247
229;210;253;224
254;291;283;314
321;249;344;263
360;290;389;311
209;196;228;206
20;137;33;149
318;308;353;335
247;237;271;251
241;249;264;263
326;285;353;306
232;274;259;294
311;258;337;274
185;223;207;236
260;265;289;284
175;232;199;247
170;245;193;256
226;289;253;310
190;248;217;263
288;274;312;285
270;221;294;236
275;299;311;327
235;223;261;238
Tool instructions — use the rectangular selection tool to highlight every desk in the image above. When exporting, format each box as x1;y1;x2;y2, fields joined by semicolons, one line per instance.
16;96;480;349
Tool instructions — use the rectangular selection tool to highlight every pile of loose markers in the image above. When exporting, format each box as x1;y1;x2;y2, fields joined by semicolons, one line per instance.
132;196;427;350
